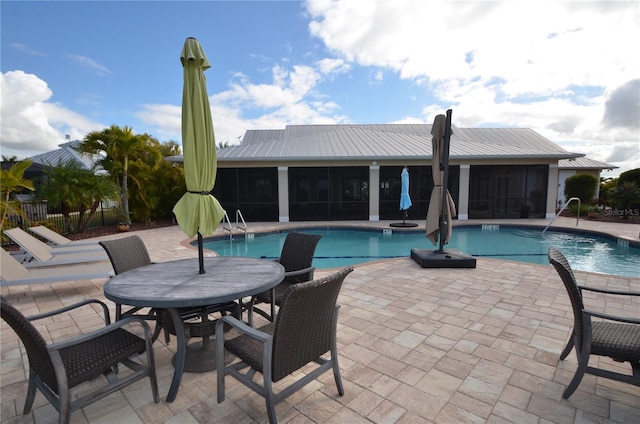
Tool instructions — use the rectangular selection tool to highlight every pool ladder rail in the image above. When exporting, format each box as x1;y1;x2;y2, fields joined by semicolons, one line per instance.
542;197;580;235
223;209;251;241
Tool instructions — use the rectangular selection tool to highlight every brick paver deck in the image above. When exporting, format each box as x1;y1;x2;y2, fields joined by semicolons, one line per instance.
2;218;638;423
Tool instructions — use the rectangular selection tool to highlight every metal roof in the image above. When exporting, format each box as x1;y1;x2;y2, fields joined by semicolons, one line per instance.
217;124;583;162
28;140;97;170
559;157;618;170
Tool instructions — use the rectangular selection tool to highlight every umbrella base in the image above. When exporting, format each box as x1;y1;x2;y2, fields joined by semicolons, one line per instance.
390;222;418;228
410;248;476;268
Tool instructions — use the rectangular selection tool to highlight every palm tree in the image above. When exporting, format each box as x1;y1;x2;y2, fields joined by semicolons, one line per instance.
35;161;119;233
610;181;640;219
0;160;35;229
81;125;160;224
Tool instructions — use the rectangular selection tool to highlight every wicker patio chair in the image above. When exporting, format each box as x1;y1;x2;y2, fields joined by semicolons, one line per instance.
0;296;158;424
248;231;322;325
99;236;164;338
548;247;640;398
216;266;353;424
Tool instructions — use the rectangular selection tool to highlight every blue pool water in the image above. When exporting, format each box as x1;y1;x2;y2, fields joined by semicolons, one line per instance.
201;226;640;278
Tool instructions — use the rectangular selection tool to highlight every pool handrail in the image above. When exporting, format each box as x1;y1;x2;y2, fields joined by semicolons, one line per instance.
542;197;580;234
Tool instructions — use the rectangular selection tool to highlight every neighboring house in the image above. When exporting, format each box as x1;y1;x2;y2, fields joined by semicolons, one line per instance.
557;157;617;207
28;139;97;170
2;140;113;225
178;124;616;222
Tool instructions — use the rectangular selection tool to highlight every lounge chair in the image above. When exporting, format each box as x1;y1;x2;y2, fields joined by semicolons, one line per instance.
248;232;321;324
548;247;640;398
0;249;113;286
28;225;100;247
1;296;158;423
3;227;108;267
216;266;353;424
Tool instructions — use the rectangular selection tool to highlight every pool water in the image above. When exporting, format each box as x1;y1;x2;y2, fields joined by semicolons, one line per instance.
202;226;640;278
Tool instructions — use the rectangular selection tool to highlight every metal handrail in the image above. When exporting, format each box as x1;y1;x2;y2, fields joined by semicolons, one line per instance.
235;209;248;232
542;197;581;234
222;211;233;241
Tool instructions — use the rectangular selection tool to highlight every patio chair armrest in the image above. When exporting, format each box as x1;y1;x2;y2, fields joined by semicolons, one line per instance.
583;309;640;325
47;316;153;351
217;315;271;343
578;285;640;297
27;299;111;326
284;266;316;279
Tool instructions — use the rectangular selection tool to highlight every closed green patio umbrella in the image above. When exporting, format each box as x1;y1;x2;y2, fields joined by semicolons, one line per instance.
173;37;225;274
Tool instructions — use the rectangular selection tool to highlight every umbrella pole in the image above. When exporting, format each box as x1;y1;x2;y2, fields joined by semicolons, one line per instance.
437;109;453;253
197;231;205;274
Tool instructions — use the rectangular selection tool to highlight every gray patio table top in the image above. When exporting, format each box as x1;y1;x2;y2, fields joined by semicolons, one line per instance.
103;256;284;402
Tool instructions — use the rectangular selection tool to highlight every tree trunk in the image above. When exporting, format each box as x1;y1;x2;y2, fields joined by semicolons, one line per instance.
122;155;130;224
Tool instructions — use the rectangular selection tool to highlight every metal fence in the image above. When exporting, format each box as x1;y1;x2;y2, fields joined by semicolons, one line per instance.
1;201;120;246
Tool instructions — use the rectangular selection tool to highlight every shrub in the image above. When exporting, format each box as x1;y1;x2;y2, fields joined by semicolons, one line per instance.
564;173;598;204
615;168;640;209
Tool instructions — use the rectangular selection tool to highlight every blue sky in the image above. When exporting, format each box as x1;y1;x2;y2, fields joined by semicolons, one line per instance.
1;0;639;176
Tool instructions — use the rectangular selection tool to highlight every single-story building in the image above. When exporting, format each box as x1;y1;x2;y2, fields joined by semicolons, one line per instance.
24;125;616;224
182;123;616;222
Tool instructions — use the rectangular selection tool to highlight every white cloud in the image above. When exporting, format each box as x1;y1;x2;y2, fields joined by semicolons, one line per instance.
68;54;111;76
2;1;637;177
10;43;45;56
135;60;344;147
317;58;350;75
135;104;182;140
305;0;640;175
1;71;70;158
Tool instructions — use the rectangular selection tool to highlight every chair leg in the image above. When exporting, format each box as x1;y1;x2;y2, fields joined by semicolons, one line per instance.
264;376;277;424
247;297;256;327
563;329;592;399
216;321;226;404
23;372;37;414
331;349;344;396
330;305;344;396
559;331;575;360
58;387;71;424
269;291;276;323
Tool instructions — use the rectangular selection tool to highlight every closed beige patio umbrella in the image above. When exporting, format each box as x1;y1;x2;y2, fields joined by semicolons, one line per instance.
411;109;475;268
173;37;225;274
426;113;456;248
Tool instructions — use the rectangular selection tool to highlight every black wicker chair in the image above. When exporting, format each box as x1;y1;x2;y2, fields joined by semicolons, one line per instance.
216;266;353;424
99;236;153;320
248;232;322;325
0;296;158;424
548;247;640;398
99;236;164;339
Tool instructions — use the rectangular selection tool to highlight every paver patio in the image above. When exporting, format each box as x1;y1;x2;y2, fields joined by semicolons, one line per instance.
2;218;639;423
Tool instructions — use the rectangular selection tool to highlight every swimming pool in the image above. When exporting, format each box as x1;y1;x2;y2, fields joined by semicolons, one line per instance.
201;226;640;278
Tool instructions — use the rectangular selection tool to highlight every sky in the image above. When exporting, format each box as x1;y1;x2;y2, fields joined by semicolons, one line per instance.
1;0;639;177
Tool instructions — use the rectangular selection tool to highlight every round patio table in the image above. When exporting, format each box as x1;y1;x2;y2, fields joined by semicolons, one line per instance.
103;256;284;402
